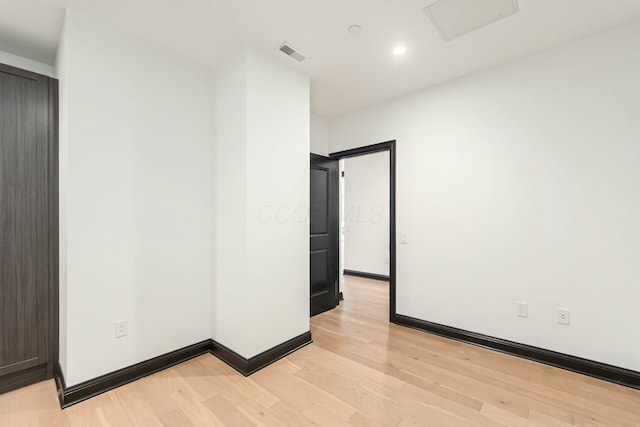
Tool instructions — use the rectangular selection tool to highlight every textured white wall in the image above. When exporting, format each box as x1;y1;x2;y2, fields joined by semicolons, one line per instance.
344;152;389;276
310;113;329;156
212;46;310;358
245;48;310;356
58;10;214;386
211;49;249;356
330;23;640;371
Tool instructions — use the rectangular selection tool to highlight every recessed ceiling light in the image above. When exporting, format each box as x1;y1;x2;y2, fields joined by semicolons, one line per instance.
393;45;407;56
348;25;362;34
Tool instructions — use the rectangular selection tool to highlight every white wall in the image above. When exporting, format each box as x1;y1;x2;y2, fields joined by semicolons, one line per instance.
212;46;310;358
343;152;389;276
329;23;640;371
0;49;55;77
211;49;249;356
246;48;310;356
310;113;329;156
57;10;215;386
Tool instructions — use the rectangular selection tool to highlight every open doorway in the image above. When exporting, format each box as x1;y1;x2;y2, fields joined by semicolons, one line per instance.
330;141;396;321
339;151;390;293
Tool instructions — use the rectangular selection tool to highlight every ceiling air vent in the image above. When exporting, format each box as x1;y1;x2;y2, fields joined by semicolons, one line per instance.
279;42;306;62
425;0;519;42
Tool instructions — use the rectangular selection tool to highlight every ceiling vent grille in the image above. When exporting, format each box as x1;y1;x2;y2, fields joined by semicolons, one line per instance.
425;0;519;42
279;42;306;62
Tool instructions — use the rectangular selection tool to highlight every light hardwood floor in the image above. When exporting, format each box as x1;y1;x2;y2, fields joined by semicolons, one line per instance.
1;276;639;426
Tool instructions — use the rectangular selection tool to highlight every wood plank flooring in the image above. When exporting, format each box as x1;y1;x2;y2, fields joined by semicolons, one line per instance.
1;276;639;426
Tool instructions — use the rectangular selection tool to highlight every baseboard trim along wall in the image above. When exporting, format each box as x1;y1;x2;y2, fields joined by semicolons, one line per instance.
211;331;312;376
393;314;640;390
343;269;390;282
55;340;212;408
55;331;312;408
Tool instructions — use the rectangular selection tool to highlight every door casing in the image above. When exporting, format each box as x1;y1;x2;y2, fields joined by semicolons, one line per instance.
329;140;396;321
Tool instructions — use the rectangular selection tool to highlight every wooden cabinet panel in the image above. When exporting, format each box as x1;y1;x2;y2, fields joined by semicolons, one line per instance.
0;63;58;394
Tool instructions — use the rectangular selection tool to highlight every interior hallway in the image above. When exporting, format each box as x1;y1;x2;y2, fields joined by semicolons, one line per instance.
1;276;639;426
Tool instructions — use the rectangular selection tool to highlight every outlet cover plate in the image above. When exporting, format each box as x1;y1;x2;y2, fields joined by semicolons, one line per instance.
557;308;570;325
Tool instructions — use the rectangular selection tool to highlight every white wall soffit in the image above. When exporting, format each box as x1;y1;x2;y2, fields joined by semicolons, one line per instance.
425;0;520;42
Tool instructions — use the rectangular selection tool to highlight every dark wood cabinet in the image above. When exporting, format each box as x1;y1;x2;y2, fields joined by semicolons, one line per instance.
0;63;58;394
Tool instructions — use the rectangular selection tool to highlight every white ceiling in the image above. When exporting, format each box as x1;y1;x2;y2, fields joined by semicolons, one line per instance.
1;0;640;117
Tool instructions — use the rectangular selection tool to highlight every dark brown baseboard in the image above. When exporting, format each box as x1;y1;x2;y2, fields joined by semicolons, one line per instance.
343;269;390;282
211;331;312;376
55;332;312;408
393;314;640;390
56;340;212;408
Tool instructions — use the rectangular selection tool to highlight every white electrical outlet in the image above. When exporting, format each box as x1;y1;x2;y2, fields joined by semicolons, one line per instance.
115;320;128;338
516;302;528;318
557;308;570;325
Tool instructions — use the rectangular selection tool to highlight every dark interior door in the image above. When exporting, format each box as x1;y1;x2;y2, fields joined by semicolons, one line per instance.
310;154;339;316
0;63;58;394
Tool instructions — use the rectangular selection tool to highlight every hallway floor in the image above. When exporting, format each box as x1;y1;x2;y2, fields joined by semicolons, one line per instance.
1;276;639;426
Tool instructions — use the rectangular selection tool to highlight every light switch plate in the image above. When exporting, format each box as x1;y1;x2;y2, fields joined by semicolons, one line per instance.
516;302;528;318
115;320;128;338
